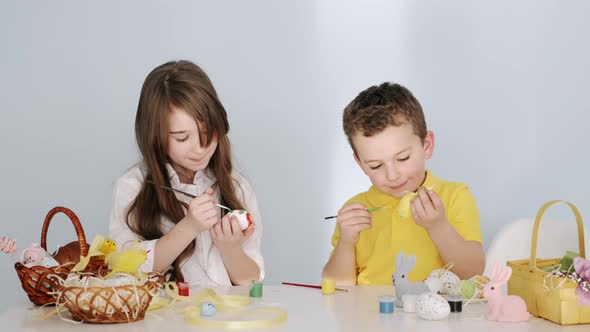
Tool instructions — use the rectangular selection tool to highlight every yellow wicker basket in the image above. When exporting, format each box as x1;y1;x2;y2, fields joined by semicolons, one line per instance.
507;200;590;325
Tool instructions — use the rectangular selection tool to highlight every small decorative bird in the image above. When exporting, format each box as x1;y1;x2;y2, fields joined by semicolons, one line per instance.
99;239;117;257
72;235;117;272
104;243;149;279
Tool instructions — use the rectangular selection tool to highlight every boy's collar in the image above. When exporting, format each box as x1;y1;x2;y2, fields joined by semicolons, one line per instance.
366;171;438;207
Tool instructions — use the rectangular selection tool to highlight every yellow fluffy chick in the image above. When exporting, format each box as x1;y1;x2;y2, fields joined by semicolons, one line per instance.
104;245;148;279
99;239;117;256
72;235;117;272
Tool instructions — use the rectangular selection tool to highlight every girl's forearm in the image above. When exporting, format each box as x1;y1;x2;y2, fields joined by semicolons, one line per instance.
218;247;261;285
153;217;198;272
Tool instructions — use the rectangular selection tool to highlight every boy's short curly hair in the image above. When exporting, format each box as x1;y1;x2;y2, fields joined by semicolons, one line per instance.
343;82;427;151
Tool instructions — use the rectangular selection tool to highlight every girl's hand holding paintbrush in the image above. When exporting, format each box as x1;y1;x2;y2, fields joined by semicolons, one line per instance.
185;187;221;234
146;181;232;234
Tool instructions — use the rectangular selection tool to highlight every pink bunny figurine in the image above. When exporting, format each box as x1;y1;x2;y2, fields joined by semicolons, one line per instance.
22;243;48;265
482;263;530;322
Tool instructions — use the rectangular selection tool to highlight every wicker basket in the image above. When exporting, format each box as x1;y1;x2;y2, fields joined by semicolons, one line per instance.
55;274;162;324
507;200;590;325
14;206;102;306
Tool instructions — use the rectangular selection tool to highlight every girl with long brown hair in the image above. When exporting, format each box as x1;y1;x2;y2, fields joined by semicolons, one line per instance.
109;60;263;286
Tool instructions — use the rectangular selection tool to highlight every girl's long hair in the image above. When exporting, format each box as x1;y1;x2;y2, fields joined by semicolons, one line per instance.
128;60;244;281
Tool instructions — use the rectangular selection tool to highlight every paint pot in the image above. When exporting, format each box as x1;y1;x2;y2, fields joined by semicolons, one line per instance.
176;281;189;296
402;294;417;313
321;279;336;295
379;295;395;313
250;280;263;297
447;295;463;313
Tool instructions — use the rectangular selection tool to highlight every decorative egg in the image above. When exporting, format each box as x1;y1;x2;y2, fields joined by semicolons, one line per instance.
228;210;253;230
416;292;450;320
103;274;141;287
424;276;443;293
201;302;216;316
38;256;59;268
429;269;461;296
398;193;417;219
460;280;477;299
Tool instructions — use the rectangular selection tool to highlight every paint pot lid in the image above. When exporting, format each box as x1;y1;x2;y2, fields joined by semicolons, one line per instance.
379;295;395;303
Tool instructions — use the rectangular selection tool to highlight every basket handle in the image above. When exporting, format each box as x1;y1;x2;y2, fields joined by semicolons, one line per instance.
40;207;89;257
529;200;586;268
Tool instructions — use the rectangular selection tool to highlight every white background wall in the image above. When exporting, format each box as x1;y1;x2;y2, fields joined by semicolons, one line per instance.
1;1;589;310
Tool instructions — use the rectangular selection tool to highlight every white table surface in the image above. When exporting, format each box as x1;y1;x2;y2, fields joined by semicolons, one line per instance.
1;285;587;331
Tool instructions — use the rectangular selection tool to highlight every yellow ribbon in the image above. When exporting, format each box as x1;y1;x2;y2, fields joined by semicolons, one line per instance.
149;282;287;328
185;307;287;329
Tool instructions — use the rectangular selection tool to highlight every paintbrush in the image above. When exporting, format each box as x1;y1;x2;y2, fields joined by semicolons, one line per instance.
324;206;388;220
281;282;349;292
145;180;232;211
324;185;436;220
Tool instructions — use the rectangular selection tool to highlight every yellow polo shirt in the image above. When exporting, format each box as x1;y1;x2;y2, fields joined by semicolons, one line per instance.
330;171;482;285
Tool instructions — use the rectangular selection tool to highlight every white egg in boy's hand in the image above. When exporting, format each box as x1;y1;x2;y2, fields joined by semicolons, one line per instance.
227;210;253;231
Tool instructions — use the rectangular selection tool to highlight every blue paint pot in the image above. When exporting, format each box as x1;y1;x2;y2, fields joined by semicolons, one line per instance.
379;295;395;313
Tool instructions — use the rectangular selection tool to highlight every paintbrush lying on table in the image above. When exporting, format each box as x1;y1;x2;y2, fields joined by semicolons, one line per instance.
282;282;349;292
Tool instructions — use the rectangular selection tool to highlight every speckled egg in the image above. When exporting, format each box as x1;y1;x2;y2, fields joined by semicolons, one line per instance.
415;292;450;320
429;269;461;296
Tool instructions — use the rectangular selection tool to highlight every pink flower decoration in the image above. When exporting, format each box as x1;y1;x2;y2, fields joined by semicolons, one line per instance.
573;257;590;306
575;287;590;306
574;257;590;280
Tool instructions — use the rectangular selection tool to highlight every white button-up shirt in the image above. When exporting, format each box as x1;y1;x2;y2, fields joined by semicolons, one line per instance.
109;163;264;287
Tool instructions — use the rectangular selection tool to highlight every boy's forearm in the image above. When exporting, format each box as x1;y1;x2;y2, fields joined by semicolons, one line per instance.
427;221;485;279
322;242;357;285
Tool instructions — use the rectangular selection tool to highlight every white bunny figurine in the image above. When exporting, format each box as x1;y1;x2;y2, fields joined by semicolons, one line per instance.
392;252;441;307
482;263;530;322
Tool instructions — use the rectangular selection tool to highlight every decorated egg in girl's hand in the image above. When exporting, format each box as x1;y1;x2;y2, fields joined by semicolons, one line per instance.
227;210;253;231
